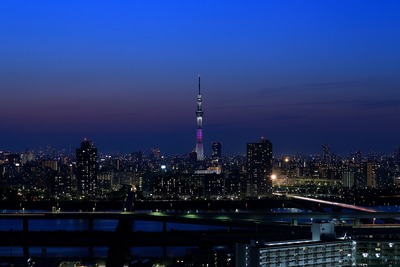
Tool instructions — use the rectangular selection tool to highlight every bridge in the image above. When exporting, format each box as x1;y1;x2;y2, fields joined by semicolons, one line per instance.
1;210;399;263
0;209;398;230
283;194;379;212
0;194;385;213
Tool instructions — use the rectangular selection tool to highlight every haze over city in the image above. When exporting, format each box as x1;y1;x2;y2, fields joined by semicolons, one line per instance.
1;1;400;155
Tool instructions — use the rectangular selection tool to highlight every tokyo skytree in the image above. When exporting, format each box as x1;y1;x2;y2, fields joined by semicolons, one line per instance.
195;76;204;161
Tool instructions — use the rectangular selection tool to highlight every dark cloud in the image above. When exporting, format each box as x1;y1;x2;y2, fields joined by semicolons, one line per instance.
357;99;400;109
255;80;369;95
307;80;368;88
224;97;400;111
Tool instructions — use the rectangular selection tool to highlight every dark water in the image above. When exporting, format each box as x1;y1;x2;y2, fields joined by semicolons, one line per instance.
0;219;228;232
0;246;223;258
0;210;230;258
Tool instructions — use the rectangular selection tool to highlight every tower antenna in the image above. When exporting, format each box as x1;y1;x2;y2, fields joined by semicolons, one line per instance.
198;75;201;95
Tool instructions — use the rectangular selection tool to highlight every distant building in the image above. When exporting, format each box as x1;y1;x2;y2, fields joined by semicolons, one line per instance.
150;148;161;160
189;150;198;165
97;170;112;194
322;144;330;163
54;164;73;198
76;139;98;198
365;161;376;188
354;150;362;164
21;151;35;166
42;160;58;171
211;142;222;163
375;167;393;188
246;138;273;197
342;170;355;188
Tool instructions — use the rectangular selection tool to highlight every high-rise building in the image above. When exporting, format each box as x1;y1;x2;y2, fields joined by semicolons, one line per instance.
342;170;355;188
54;164;73;198
322;144;330;163
211;142;222;162
246;138;273;197
366;161;376;188
195;76;204;161
76;139;98;198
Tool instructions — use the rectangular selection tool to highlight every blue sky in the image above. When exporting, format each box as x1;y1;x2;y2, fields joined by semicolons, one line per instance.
1;1;400;156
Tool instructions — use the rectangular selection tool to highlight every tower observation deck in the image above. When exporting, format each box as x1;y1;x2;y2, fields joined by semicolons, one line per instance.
195;76;204;161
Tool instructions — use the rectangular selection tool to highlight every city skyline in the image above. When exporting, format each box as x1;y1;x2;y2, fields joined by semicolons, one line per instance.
1;1;400;155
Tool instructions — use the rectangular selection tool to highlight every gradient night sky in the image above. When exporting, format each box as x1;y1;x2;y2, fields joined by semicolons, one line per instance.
1;1;400;156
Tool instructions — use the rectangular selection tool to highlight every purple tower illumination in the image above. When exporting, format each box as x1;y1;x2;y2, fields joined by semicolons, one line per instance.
195;76;204;161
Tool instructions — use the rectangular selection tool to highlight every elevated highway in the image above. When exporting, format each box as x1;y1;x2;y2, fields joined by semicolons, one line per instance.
283;194;378;212
0;209;397;228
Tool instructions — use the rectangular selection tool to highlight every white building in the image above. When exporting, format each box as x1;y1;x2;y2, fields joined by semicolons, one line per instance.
236;222;354;267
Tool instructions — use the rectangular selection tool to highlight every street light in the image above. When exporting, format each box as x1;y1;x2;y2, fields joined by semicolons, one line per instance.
271;174;277;190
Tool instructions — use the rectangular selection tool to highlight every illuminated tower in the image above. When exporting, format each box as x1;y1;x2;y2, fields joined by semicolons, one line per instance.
195;76;204;161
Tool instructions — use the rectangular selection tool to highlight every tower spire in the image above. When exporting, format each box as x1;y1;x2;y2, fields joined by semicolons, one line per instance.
198;75;201;95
